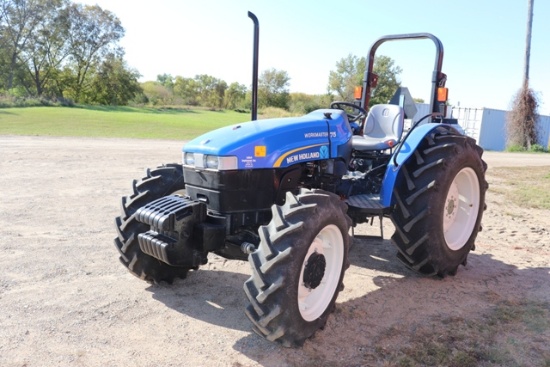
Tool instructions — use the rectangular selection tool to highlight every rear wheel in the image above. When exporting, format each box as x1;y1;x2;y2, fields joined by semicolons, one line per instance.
244;189;351;347
114;164;192;283
391;126;488;276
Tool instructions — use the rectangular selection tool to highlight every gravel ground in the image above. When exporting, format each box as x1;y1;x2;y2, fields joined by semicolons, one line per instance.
1;136;548;367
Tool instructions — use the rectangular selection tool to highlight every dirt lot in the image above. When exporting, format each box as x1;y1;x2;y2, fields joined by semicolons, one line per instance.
1;136;549;367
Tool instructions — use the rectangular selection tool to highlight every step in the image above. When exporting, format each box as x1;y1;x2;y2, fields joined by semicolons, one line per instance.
346;194;390;215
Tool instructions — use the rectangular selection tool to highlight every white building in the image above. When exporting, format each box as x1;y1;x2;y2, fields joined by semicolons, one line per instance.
411;104;550;151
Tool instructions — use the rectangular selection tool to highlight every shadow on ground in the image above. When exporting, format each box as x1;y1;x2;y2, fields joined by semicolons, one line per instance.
144;236;550;367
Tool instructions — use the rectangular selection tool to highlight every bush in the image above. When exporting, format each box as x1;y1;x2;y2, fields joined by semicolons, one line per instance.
530;144;547;153
259;107;299;119
506;86;539;149
506;143;548;153
506;145;526;152
0;93;75;108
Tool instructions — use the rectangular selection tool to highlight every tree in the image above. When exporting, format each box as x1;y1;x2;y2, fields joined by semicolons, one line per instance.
328;54;364;102
507;0;539;150
290;92;332;114
370;55;402;106
224;82;247;109
193;74;227;109
258;68;290;109
328;54;402;107
17;0;70;96
88;53;141;105
0;0;50;90
141;81;173;106
173;76;198;105
62;3;124;101
157;73;174;89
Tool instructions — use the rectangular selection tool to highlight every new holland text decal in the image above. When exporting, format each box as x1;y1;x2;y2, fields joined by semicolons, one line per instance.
273;144;329;168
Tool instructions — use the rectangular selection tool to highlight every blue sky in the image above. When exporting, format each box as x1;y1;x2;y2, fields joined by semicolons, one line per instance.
80;0;549;113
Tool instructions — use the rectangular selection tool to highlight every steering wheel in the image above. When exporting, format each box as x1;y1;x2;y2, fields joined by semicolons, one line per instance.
330;101;368;122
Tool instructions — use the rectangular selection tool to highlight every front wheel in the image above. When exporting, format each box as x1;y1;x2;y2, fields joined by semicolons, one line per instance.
243;189;351;347
391;126;488;276
114;164;192;283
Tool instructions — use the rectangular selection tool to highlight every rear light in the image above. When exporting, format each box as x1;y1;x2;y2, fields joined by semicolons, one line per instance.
354;86;363;100
437;87;449;102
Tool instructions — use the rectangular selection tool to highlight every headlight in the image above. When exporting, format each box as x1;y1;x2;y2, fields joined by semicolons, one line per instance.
204;155;219;169
182;152;238;170
183;152;195;166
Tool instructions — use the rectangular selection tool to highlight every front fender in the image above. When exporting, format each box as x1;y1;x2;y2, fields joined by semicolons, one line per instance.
380;123;462;207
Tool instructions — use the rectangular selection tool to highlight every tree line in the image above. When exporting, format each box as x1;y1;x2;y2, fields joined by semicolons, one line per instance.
142;69;338;116
0;0;140;105
1;0;402;111
142;55;403;113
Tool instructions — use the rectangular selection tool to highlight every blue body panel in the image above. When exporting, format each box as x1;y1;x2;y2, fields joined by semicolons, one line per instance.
380;123;457;207
183;109;353;169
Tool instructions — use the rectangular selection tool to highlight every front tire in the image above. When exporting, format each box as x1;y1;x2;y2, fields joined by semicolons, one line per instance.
391;126;488;276
114;164;192;283
243;189;351;347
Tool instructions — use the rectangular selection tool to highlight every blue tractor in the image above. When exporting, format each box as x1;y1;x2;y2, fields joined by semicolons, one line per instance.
114;25;487;347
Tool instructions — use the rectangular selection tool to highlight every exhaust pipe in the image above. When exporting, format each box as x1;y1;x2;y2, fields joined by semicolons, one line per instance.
248;11;259;121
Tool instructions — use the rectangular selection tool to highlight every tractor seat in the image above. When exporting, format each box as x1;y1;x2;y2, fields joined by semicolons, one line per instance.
352;104;404;151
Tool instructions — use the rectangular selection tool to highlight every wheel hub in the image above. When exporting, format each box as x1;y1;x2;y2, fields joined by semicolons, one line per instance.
444;182;459;229
298;224;345;322
442;167;481;251
303;252;326;290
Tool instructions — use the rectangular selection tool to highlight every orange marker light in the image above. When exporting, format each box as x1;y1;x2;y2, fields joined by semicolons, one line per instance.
437;87;449;102
354;86;363;100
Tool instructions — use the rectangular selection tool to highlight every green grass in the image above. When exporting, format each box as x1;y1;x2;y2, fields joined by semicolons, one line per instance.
0;106;251;140
369;300;550;367
489;166;550;210
506;144;549;153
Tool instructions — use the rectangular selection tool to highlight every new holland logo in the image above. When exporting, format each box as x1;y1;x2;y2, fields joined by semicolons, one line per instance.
273;144;329;167
319;145;329;159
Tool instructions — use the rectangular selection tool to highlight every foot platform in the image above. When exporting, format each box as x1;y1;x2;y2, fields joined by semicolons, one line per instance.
346;194;390;239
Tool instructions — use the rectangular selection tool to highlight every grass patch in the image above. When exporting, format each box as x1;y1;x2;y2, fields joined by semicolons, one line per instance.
368;300;550;367
489;166;550;210
506;144;549;153
0;106;251;140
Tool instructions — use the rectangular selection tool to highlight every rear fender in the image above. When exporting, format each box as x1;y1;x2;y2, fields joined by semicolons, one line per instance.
380;123;462;207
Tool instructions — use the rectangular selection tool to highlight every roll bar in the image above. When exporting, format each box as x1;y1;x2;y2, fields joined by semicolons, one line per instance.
360;33;447;118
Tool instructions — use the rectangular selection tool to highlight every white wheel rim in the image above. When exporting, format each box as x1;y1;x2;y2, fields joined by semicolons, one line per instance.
443;167;480;251
298;224;344;322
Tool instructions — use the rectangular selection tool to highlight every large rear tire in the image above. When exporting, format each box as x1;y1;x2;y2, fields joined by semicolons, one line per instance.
114;164;192;283
391;126;488;276
244;189;351;347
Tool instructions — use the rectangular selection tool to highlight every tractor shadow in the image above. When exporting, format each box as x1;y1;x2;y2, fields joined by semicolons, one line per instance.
145;236;407;334
146;261;251;332
347;234;416;277
145;236;550;366
232;244;550;366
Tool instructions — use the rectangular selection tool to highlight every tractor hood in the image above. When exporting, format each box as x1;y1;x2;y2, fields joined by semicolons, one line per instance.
183;109;352;169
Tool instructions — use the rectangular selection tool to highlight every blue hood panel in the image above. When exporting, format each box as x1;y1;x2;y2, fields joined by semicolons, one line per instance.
183;109;352;169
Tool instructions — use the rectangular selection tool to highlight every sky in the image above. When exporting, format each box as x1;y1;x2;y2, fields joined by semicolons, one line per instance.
78;0;550;114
